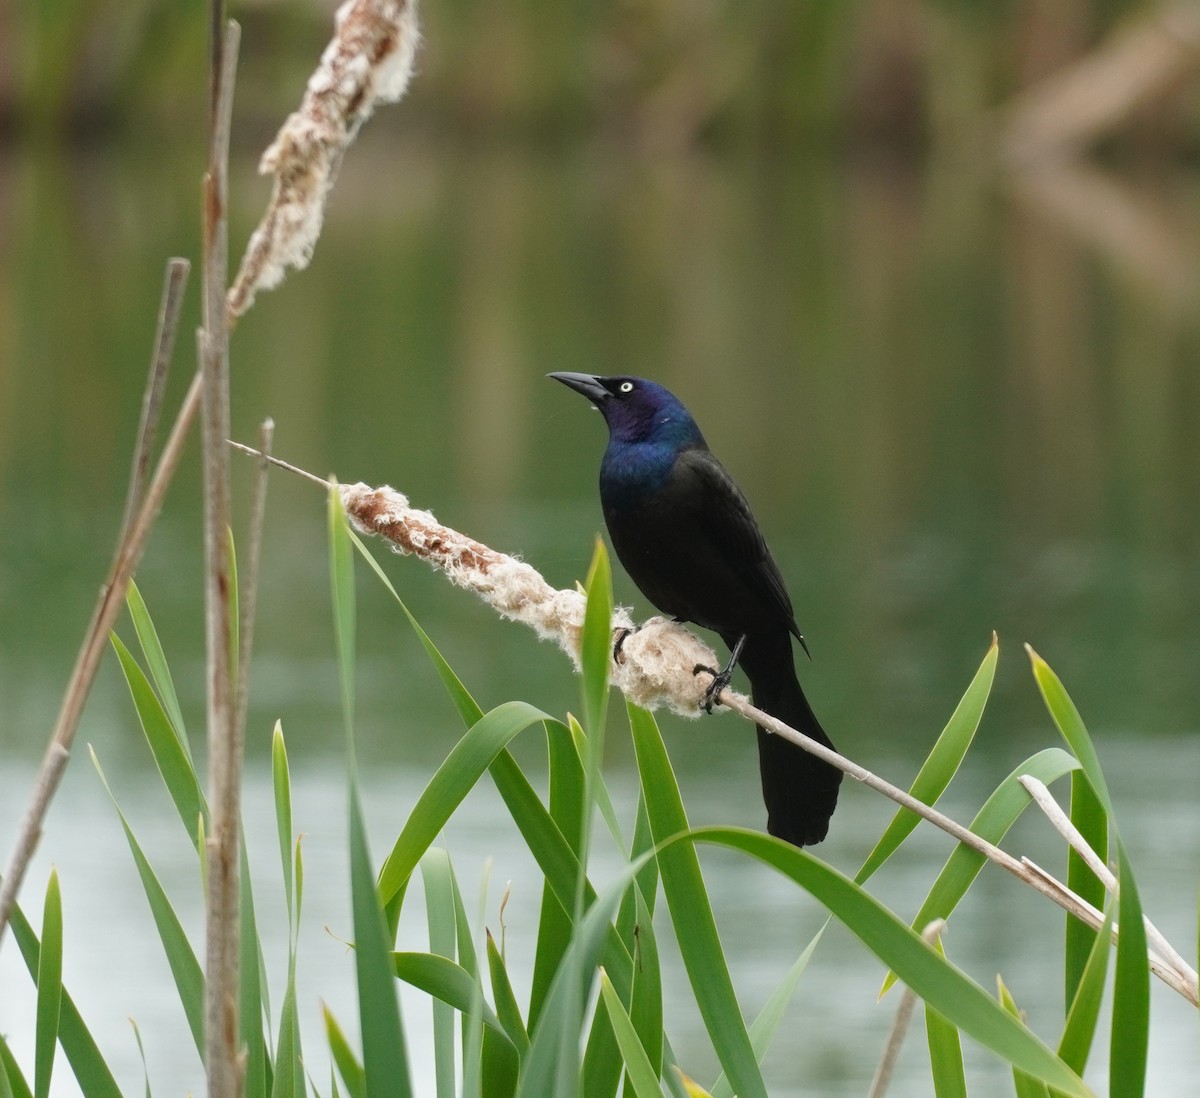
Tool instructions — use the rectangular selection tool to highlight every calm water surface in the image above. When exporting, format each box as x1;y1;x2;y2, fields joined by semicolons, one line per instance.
1;133;1198;1093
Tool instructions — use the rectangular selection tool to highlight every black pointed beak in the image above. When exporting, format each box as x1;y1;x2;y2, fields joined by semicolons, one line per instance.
548;372;609;404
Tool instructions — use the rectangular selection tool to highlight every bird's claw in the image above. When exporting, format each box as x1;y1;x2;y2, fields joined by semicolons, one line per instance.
693;663;732;713
693;633;746;714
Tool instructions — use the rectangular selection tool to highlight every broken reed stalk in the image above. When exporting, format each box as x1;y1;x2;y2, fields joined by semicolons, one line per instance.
0;268;197;948
201;19;243;1098
1019;774;1199;990
227;449;1200;1007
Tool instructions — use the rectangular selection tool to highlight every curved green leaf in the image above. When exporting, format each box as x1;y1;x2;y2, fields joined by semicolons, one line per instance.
376;701;554;908
628;702;766;1098
857;636;997;885
689;828;1094;1098
34;869;62;1098
599;972;667;1098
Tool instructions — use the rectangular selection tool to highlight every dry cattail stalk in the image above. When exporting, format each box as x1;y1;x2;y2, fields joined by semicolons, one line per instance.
340;482;727;717
228;0;421;316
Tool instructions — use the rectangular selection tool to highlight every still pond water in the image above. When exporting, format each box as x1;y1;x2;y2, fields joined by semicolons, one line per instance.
1;131;1199;1094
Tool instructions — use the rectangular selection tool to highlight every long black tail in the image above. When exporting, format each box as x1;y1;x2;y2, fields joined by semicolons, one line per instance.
731;632;842;847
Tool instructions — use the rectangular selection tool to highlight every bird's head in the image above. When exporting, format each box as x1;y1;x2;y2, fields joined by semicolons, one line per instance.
548;373;705;447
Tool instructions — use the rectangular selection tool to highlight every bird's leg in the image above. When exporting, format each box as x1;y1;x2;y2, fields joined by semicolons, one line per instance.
612;625;638;665
694;633;746;713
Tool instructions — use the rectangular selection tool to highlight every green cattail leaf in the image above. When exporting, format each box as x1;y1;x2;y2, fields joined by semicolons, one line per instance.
517;853;655;1098
486;931;529;1057
997;977;1051;1098
1065;774;1107;1006
348;529;484;729
581;539;613;747
628;702;767;1098
0;1032;32;1098
375;702;554;909
269;982;305;1098
349;780;413;1098
1;891;122;1098
272;721;295;928
688;828;1093;1098
419;850;458;1098
1028;650;1114;1008
881;748;1080;996
857;636;997;885
1028;649;1113;811
129;1018;153;1098
709;928;820;1098
126;580;190;756
111;632;207;850
530;718;586;1030
923;935;966;1098
625;886;664;1097
390;952;512;1050
1057;898;1115;1078
1109;841;1149;1098
598;971;668;1098
91;747;205;1059
323;1005;365;1098
34;869;63;1098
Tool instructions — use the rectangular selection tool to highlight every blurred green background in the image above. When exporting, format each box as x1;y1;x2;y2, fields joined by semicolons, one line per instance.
1;1;1199;1093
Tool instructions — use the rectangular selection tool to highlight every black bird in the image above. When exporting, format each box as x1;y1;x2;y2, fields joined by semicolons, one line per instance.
550;372;841;846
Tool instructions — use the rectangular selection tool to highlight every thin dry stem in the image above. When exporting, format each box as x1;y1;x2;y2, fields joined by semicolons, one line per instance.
234;420;274;741
202;20;243;1098
1020;775;1198;994
868;920;946;1098
0;319;204;948
120;258;190;542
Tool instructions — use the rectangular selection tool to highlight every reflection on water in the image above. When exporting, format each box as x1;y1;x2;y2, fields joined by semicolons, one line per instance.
1;133;1199;1093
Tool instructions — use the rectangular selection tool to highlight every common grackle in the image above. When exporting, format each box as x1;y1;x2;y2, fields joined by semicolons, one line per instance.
550;372;842;846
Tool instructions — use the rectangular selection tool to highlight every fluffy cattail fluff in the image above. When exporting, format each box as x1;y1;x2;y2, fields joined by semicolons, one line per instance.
340;482;733;717
228;0;421;316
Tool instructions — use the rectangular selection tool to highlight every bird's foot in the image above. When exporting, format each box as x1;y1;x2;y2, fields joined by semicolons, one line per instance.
693;634;746;713
612;625;638;665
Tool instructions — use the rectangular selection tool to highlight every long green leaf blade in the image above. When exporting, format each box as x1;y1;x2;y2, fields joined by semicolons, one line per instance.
857;636;997;884
628;702;766;1098
349;781;413;1098
323;1005;366;1098
997;977;1051;1098
111;632;207;849
376;701;553;908
126;580;190;756
690;828;1093;1098
599;972;668;1098
1064;773;1107;1007
1056;899;1115;1079
709;930;821;1098
34;869;63;1098
1109;841;1149;1098
2;888;123;1098
0;1033;31;1098
420;851;459;1098
273;721;295;929
883;748;1080;995
91;748;205;1059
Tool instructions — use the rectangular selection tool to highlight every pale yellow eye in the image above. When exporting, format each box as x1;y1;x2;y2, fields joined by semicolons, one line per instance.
618;381;634;394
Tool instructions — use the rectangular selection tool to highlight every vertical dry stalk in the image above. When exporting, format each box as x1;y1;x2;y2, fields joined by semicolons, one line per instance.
201;19;243;1098
0;268;196;947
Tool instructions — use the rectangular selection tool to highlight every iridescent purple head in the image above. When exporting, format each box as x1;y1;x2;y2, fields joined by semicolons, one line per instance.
548;373;706;448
